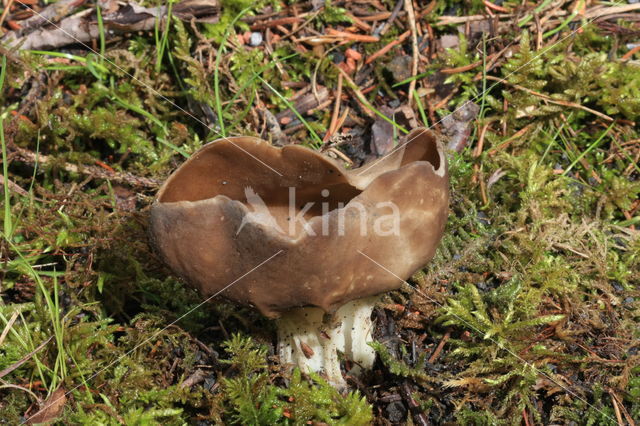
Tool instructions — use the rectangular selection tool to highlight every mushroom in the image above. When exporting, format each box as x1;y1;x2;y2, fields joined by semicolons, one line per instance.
149;128;448;388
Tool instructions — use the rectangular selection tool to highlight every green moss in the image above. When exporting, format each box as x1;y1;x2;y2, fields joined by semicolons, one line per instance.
204;0;281;42
220;334;373;425
1;2;639;423
316;3;352;27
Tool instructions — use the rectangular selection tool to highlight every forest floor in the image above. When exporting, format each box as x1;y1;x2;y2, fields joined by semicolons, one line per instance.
0;0;639;424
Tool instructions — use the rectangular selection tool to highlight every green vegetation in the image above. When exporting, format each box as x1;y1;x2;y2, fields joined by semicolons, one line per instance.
0;0;638;423
221;334;372;425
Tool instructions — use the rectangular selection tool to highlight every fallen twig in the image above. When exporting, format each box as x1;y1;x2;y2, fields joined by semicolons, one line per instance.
375;0;403;36
474;122;490;157
0;311;20;347
365;30;410;65
0;174;34;199
0;336;53;379
8;0;85;36
0;0;17;30
584;4;640;20
335;66;376;119
441;55;496;74
2;0;220;50
399;381;429;426
621;44;640;61
325;28;379;43
609;388;636;426
428;330;450;363
250;16;302;31
610;391;624;426
484;0;509;14
344;12;372;32
437;13;512;25
180;369;208;389
487;124;533;155
324;72;343;142
522;408;533;426
404;0;418;105
11;145;160;188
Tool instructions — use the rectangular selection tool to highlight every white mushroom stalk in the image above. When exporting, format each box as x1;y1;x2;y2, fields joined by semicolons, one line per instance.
276;296;379;389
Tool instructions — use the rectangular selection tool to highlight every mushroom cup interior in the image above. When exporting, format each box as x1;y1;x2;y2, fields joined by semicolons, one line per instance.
157;131;443;235
401;129;442;171
157;138;365;233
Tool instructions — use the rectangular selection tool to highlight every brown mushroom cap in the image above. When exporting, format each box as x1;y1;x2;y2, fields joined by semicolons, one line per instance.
150;128;448;318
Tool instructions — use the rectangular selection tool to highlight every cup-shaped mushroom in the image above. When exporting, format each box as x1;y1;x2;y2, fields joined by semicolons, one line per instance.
150;128;448;388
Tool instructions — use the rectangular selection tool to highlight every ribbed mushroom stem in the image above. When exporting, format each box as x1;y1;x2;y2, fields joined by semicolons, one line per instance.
277;296;379;389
